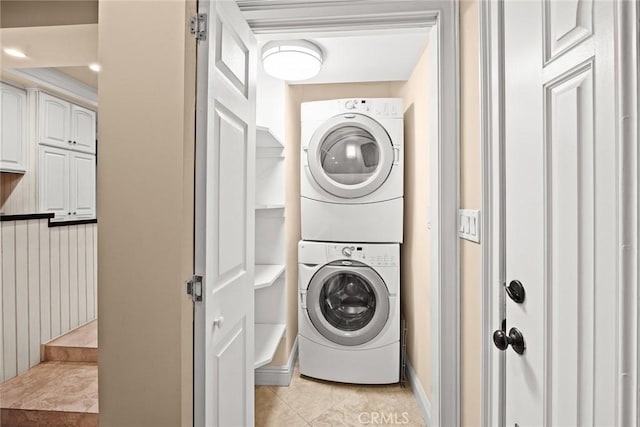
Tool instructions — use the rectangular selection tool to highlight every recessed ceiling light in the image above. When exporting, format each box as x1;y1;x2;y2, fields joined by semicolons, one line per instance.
4;48;27;58
89;63;101;72
261;40;323;81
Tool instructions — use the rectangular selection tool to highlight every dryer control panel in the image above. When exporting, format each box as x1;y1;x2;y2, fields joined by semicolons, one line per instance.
325;244;398;267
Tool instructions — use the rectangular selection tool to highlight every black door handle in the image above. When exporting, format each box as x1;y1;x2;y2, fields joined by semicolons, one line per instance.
493;327;526;355
506;280;525;303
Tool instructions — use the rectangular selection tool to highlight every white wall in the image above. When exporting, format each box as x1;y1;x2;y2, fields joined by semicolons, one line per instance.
256;64;286;142
0;219;98;383
97;0;196;424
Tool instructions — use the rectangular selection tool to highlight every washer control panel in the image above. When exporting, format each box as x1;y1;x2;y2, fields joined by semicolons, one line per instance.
326;244;398;267
340;98;402;118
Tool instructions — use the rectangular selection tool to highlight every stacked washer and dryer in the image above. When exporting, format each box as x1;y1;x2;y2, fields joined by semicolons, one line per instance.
298;98;403;384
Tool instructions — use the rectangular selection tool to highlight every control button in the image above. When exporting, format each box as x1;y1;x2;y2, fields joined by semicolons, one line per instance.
342;246;354;257
345;100;355;109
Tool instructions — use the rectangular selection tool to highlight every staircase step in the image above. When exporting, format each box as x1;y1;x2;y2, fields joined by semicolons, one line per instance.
0;361;98;427
1;408;98;427
43;320;97;363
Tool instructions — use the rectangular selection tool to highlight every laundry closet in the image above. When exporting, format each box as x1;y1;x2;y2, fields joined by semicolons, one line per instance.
250;27;433;401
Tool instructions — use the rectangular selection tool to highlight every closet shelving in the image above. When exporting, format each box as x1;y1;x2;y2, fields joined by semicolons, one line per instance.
254;324;287;368
254;125;286;371
255;264;285;290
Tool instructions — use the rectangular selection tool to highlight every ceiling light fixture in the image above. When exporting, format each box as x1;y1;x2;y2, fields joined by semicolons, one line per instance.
261;40;323;81
89;63;101;72
4;48;27;58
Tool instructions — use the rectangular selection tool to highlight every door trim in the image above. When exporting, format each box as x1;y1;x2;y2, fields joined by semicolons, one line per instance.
616;1;639;425
480;1;640;425
427;5;460;427
479;1;506;426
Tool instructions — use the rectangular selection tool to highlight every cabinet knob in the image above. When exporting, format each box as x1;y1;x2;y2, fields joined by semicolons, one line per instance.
68;140;73;144
67;212;71;215
73;212;77;215
73;141;77;144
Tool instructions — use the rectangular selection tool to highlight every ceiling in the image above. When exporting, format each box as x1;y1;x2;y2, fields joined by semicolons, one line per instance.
243;0;432;84
258;30;429;85
0;1;430;90
1;0;98;29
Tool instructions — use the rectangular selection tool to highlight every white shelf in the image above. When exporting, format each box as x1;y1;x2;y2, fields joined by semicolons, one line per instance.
255;264;285;290
254;323;286;369
257;126;284;148
255;204;284;210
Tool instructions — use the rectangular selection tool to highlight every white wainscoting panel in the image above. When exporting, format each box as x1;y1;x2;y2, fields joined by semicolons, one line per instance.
0;219;98;383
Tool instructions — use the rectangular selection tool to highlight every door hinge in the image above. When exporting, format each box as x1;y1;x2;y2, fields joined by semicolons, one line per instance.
190;13;207;41
187;275;203;302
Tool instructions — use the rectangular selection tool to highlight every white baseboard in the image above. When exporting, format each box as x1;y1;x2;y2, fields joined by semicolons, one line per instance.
255;337;298;386
406;358;431;426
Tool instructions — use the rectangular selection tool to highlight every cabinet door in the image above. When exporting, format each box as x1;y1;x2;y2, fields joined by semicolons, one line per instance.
0;83;27;173
39;92;71;149
39;145;70;218
70;152;96;218
71;105;96;154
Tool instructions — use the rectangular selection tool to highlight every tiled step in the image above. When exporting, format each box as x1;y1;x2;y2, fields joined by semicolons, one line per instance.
43;320;98;363
0;361;98;427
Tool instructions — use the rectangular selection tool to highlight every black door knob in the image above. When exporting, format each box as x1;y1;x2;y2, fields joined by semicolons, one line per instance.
506;280;526;303
493;327;526;355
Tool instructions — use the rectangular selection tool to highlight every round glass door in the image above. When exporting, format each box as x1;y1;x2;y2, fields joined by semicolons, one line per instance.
307;114;394;199
307;262;390;346
320;271;376;331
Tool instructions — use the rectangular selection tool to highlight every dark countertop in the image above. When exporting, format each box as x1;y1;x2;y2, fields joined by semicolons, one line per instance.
0;213;97;227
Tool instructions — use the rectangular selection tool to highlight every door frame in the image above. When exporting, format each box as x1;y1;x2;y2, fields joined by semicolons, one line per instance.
479;0;639;425
200;1;461;425
238;2;460;426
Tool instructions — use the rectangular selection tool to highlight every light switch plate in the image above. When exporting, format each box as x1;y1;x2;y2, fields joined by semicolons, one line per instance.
458;209;480;243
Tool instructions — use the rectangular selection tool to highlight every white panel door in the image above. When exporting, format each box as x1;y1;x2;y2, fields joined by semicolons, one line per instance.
71;105;96;154
39;145;70;218
70;152;96;218
194;1;256;426
39;92;71;150
0;83;27;173
503;1;619;426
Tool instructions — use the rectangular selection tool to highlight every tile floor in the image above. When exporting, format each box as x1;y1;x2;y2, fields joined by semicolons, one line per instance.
256;364;425;427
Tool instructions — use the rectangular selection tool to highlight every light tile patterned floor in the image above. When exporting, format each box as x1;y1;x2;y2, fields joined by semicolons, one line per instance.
256;364;425;427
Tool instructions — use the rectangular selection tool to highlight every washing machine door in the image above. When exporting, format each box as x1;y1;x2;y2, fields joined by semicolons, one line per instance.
307;114;395;199
306;261;390;346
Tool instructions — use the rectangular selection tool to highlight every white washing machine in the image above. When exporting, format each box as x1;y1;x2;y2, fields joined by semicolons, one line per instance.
301;98;404;243
298;241;400;384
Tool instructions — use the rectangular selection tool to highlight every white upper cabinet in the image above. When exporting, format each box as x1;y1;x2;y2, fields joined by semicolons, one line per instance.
39;92;71;149
39;145;70;217
71;105;96;154
0;83;27;173
39;145;96;220
39;92;96;154
69;151;96;218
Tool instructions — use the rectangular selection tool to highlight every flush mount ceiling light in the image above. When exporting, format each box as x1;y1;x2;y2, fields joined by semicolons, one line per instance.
3;48;27;58
261;40;323;81
89;63;101;72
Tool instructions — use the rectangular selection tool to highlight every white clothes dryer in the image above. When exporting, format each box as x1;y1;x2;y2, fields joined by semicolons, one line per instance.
301;98;404;243
298;241;400;384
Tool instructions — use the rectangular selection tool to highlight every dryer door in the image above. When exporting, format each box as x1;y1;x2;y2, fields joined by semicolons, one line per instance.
306;261;390;346
307;114;395;199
